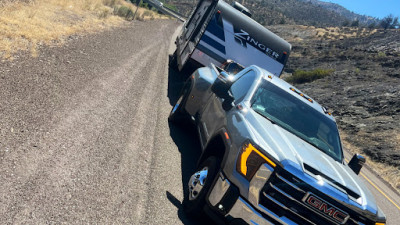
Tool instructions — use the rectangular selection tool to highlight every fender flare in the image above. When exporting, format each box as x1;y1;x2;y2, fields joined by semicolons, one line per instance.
197;127;232;169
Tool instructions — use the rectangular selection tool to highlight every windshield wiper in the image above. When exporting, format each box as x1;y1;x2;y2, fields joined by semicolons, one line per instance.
253;109;276;125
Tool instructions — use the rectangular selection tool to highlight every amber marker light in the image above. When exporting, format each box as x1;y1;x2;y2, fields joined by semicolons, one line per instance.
224;132;230;140
237;142;276;181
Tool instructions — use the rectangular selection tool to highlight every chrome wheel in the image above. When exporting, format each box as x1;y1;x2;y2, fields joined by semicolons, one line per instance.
169;80;191;124
188;167;209;201
184;157;218;217
168;93;185;123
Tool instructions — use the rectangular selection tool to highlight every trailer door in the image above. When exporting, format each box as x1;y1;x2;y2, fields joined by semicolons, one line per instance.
177;0;216;69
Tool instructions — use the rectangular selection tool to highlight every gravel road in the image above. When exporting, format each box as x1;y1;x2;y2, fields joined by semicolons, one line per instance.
0;19;209;224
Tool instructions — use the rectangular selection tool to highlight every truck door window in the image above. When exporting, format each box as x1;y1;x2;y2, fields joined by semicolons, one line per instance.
230;70;256;104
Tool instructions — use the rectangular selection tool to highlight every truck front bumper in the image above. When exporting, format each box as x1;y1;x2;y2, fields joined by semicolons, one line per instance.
227;196;274;225
207;172;289;225
207;168;381;225
207;172;273;225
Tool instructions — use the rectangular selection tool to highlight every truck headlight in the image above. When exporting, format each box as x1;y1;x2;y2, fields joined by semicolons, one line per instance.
236;142;276;180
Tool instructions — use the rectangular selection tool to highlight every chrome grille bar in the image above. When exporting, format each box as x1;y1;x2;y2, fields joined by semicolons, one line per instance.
276;173;305;193
262;192;317;225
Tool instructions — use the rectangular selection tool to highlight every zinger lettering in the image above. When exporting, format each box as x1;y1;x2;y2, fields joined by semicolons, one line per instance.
233;28;280;59
233;29;248;47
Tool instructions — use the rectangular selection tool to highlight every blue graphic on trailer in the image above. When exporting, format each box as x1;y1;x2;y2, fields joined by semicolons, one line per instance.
198;14;227;63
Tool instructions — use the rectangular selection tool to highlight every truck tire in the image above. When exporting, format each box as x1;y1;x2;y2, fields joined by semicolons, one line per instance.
169;50;178;71
184;156;219;217
168;81;190;123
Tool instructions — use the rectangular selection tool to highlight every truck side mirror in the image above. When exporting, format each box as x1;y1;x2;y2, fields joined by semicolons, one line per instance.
211;71;233;99
348;154;366;175
222;60;244;75
211;71;235;110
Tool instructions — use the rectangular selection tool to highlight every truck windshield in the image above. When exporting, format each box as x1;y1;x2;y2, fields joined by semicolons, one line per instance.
251;81;343;162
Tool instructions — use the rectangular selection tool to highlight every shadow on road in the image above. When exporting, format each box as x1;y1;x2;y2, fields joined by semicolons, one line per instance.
166;54;217;225
167;54;197;105
167;54;185;105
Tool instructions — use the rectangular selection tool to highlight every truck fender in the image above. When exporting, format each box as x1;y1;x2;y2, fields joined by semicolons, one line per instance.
197;127;231;169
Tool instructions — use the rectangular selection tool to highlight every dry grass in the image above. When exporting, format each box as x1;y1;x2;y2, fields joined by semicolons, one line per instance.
341;131;400;193
271;25;378;42
0;0;164;59
313;27;377;40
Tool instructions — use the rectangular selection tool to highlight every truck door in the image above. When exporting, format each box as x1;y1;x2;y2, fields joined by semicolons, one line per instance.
199;69;257;144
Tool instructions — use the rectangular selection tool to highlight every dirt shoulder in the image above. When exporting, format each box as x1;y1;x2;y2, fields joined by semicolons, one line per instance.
0;19;185;224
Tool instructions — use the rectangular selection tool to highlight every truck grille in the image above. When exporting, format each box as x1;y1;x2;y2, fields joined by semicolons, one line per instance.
259;170;372;225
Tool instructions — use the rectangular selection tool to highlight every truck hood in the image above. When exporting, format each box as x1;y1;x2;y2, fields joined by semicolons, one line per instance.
246;110;378;215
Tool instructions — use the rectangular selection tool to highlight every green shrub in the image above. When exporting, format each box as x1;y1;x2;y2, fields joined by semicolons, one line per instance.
164;3;177;11
351;20;359;27
103;0;117;7
98;7;112;18
142;10;153;18
139;2;149;9
377;51;386;58
97;4;115;19
285;69;334;84
114;5;134;20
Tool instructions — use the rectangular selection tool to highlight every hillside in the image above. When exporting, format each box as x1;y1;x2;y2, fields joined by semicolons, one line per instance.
301;0;378;25
269;25;400;191
165;0;379;27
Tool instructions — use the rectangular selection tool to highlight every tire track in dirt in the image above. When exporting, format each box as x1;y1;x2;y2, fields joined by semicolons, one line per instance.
3;41;159;224
0;20;180;224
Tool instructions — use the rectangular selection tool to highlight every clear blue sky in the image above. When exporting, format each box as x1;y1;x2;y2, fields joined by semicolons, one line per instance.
319;0;400;19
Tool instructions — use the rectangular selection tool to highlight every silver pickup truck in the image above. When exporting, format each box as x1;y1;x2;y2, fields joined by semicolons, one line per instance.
169;65;386;225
